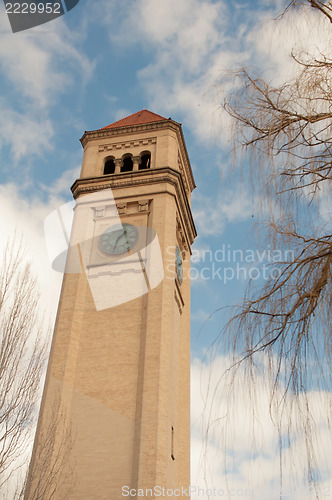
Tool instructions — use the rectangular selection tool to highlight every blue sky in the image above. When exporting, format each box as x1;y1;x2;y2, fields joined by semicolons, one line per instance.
0;0;270;350
1;0;331;498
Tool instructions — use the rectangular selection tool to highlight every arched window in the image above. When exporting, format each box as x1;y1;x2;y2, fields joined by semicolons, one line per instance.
139;151;151;170
121;154;133;172
103;157;115;175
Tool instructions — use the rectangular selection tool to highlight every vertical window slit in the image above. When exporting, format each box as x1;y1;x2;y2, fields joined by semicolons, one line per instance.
171;426;175;460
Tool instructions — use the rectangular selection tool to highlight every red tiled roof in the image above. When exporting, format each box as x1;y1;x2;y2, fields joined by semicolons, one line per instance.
100;109;167;130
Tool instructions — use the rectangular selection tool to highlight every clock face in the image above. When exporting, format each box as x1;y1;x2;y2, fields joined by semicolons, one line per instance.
99;223;138;255
176;246;183;284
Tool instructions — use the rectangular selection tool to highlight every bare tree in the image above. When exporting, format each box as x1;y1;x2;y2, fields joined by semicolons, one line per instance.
23;393;75;500
212;0;332;492
0;238;48;497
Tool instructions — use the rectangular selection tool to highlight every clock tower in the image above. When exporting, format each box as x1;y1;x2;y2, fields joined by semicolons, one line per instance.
25;110;196;499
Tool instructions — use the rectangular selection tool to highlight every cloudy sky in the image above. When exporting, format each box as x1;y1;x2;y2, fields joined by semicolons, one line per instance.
0;0;331;498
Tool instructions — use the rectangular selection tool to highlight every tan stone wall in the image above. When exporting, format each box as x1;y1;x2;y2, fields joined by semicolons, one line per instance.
25;122;195;500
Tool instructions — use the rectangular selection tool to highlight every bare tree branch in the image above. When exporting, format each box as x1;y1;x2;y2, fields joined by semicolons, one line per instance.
0;237;49;495
215;0;332;491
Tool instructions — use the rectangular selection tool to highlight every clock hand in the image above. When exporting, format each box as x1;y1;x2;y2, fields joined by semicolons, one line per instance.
122;229;131;250
113;230;124;251
121;229;133;251
112;227;129;251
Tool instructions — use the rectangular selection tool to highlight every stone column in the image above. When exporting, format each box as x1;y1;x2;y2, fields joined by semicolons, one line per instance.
133;156;141;171
114;159;123;174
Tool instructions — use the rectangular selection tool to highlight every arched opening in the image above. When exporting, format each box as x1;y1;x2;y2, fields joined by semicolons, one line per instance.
121;154;133;172
139;151;151;170
103;157;115;175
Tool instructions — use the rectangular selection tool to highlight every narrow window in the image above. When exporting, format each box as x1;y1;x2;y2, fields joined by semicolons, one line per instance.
171;426;175;460
103;158;115;175
121;155;133;172
139;152;151;170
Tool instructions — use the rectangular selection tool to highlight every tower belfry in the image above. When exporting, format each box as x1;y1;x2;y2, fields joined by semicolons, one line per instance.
25;110;196;499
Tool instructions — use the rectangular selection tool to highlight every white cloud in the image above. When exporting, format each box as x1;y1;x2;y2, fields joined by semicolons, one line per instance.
141;75;227;143
133;0;237;144
193;184;254;237
93;0;236;144
0;181;72;322
99;0;332;150
0;173;79;494
191;355;332;499
134;0;226;71
78;0;332;153
0;4;95;163
318;187;332;230
0;181;65;492
42;165;80;198
0;11;94;110
247;4;332;86
0;101;54;162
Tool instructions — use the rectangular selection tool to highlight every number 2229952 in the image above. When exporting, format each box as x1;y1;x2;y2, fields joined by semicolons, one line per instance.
5;3;62;14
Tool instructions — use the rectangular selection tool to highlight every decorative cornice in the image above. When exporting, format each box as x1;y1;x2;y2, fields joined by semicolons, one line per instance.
178;152;189;195
176;215;187;252
80;121;177;147
98;137;156;154
71;168;197;246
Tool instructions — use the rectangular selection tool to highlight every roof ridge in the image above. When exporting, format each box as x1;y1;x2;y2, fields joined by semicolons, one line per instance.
99;109;168;130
